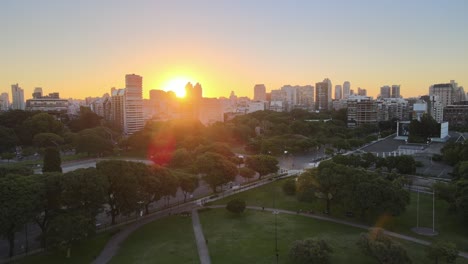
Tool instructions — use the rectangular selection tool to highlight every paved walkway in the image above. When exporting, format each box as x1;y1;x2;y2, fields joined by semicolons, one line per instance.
92;203;195;264
191;209;211;264
206;205;468;259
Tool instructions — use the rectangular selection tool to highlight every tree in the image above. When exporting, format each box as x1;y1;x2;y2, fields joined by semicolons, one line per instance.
357;228;411;264
176;172;199;202
137;164;162;215
46;211;95;258
1;152;15;162
43;147;62;173
68;106;103;132
245;155;279;179
239;167;256;182
283;178;296;195
75;131;113;156
314;162;349;214
426;241;458;264
33;132;64;148
226;199;246;214
21;112;64;144
34;172;63;248
0;175;40;257
97;160;140;225
168;148;194;169
0;125;18;152
62;168;107;217
196;152;238;192
289;239;333;264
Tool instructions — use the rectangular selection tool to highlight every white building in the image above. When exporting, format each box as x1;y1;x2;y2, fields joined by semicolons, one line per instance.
343;81;350;99
335;85;342;100
11;84;25;110
123;74;144;135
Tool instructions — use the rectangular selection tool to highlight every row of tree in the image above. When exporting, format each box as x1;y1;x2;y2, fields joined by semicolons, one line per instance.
289;229;458;264
331;153;418;175
294;161;410;218
434;140;468;223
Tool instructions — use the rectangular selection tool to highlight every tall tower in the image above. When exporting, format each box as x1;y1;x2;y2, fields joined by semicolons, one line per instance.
335;85;342;100
124;74;144;135
343;81;350;99
391;85;401;98
11;84;25;110
253;84;266;101
315;81;329;111
380;86;391;98
323;78;332;104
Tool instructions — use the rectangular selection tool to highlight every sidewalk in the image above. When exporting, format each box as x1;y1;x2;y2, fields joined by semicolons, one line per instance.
191;209;211;264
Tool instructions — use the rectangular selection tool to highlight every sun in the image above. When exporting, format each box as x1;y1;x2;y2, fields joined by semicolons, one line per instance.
162;78;194;98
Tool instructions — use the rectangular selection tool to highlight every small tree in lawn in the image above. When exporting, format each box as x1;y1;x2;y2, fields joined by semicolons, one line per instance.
357;228;411;264
289;238;333;264
426;241;458;264
226;199;246;214
43;147;62;173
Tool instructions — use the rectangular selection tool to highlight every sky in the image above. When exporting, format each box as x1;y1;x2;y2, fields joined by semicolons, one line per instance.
1;0;468;100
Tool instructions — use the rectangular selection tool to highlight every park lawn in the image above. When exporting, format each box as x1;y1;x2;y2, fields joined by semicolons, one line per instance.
109;215;199;264
212;178;468;252
18;230;115;264
199;208;445;264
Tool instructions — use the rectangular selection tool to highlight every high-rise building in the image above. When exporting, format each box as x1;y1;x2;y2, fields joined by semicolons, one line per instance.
358;88;367;96
315;81;329;111
335;85;342;100
124;74;144;135
26;91;68;115
0;93;9;111
324;78;332;104
421;95;443;123
111;88;125;130
391;85;401;98
380;86;391;98
253;84;266;101
343;81;351;99
11;84;25;110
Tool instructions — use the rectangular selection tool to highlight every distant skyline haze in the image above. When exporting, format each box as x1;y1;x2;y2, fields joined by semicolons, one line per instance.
1;0;467;99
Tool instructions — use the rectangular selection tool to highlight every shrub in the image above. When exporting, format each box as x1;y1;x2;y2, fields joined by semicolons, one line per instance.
226;199;246;214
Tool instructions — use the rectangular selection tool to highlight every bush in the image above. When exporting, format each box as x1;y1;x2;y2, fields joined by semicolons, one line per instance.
282;178;296;195
226;199;246;214
289;239;332;264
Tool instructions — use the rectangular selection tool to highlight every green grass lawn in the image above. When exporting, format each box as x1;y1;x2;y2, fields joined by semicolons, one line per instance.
211;178;468;252
18;230;115;264
109;215;199;264
199;208;455;264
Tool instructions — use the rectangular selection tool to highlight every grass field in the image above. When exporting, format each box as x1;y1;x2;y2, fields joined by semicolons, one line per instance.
109;215;199;264
211;178;468;252
199;208;452;264
18;230;115;264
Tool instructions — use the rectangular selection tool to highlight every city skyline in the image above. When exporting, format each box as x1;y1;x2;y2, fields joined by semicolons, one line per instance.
1;0;467;99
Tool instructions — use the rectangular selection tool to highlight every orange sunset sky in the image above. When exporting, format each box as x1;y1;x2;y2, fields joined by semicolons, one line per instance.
1;1;467;100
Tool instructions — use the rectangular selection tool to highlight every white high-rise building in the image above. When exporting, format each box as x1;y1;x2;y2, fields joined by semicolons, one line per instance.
335;85;342;100
11;84;25;110
253;84;266;101
343;81;350;99
124;74;144;135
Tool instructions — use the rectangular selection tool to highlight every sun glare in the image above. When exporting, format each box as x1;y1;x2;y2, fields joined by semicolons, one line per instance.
163;78;194;98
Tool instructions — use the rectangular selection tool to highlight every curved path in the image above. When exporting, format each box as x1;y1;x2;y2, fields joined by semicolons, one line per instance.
92;202;196;264
206;205;468;259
